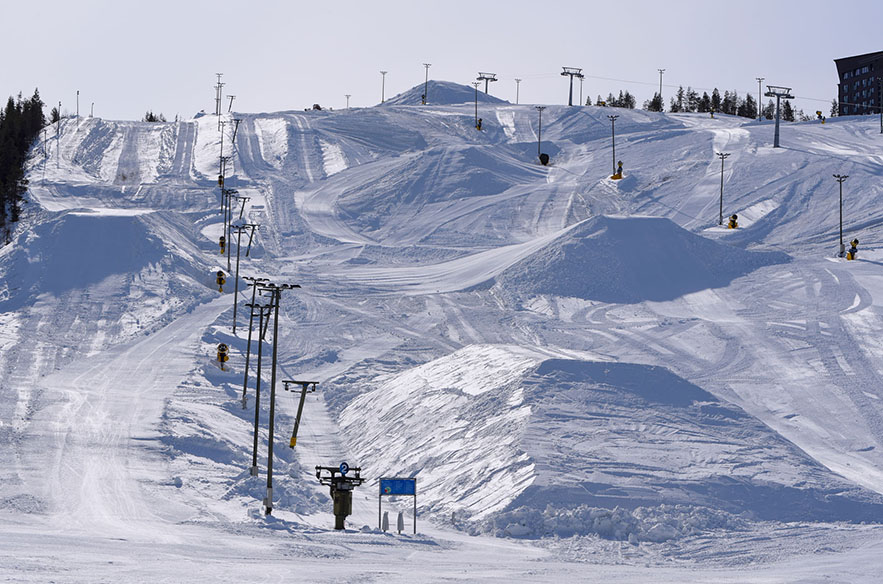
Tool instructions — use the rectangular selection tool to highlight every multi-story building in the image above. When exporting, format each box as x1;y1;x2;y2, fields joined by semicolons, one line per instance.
834;51;883;116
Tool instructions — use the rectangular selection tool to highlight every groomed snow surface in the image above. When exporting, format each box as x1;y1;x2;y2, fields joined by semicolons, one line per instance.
4;80;883;581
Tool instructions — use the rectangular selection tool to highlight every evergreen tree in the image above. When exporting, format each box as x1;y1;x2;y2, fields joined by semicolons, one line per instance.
595;95;604;106
644;92;664;112
622;90;636;109
143;111;166;122
763;99;775;119
738;94;757;119
669;86;685;113
698;92;711;113
0;89;45;243
782;100;795;122
686;87;699;112
830;99;839;117
49;106;60;124
711;89;722;113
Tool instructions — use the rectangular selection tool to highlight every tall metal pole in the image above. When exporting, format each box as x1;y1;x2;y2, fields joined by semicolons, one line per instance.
380;70;388;103
422;63;431;104
76;90;79;119
568;75;574;107
834;174;848;257
345;94;351;109
515;78;521;105
879;77;882;134
579;77;584;106
250;304;268;476
756;77;764;120
265;287;281;514
472;82;480;127
535;106;545;157
773;95;782;147
658;69;665;102
608;115;619;176
717;152;730;225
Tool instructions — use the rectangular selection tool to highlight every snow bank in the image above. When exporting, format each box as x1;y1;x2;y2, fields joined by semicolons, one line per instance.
482;503;746;542
492;215;790;303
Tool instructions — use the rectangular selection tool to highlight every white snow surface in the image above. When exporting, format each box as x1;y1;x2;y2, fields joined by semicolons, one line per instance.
4;82;883;581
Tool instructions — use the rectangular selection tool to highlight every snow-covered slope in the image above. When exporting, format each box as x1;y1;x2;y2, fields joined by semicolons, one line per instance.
4;81;883;581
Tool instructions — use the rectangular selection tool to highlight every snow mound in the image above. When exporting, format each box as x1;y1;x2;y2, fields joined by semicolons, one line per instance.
382;80;510;107
492;215;790;303
0;210;215;310
339;345;883;537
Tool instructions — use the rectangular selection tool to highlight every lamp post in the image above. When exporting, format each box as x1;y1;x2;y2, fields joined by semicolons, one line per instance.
536;106;545;157
608;115;619;176
515;78;522;104
834;174;848;257
756;77;765;120
422;63;431;104
658;68;665;102
380;70;388;103
472;81;480;128
716;152;731;225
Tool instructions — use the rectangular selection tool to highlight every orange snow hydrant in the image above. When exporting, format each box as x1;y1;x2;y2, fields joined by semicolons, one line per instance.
217;343;229;370
216;270;226;292
728;214;738;229
847;239;859;260
611;160;624;180
219;235;226;255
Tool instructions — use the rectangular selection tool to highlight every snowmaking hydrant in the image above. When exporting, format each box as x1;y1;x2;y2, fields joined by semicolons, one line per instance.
611;160;623;180
216;270;226;292
217;343;229;370
316;463;364;530
728;214;739;229
219;235;226;255
847;238;859;260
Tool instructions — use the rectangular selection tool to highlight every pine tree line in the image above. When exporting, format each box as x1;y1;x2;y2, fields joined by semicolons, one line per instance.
0;89;45;243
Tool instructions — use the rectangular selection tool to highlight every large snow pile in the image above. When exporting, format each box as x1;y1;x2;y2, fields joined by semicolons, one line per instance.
491;215;790;303
382;80;510;107
339;345;883;538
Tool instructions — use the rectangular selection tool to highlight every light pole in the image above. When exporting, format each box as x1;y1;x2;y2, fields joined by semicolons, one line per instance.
608;115;619;176
716;152;731;225
380;70;388;103
658;68;665;102
515;78;522;104
579;77;584;106
535;106;547;165
345;94;351;109
834;174;848;257
241;276;269;409
261;282;301;515
472;81;480;128
756;77;765;120
422;63;431;104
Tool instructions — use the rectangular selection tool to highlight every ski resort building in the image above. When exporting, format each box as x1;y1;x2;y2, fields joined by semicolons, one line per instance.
835;50;883;116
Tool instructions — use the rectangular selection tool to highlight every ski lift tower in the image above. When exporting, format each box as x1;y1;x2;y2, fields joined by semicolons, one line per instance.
764;85;794;148
477;72;497;94
561;67;584;106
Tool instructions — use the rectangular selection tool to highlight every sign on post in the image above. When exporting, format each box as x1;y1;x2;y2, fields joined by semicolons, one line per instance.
379;477;417;534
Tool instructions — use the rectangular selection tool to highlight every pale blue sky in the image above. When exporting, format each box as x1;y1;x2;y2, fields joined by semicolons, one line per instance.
2;0;881;119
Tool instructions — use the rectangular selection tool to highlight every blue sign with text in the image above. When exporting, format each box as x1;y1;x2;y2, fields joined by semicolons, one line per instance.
380;478;416;496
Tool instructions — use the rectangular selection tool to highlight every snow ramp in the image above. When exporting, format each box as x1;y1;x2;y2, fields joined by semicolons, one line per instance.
491;215;790;303
339;345;883;542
